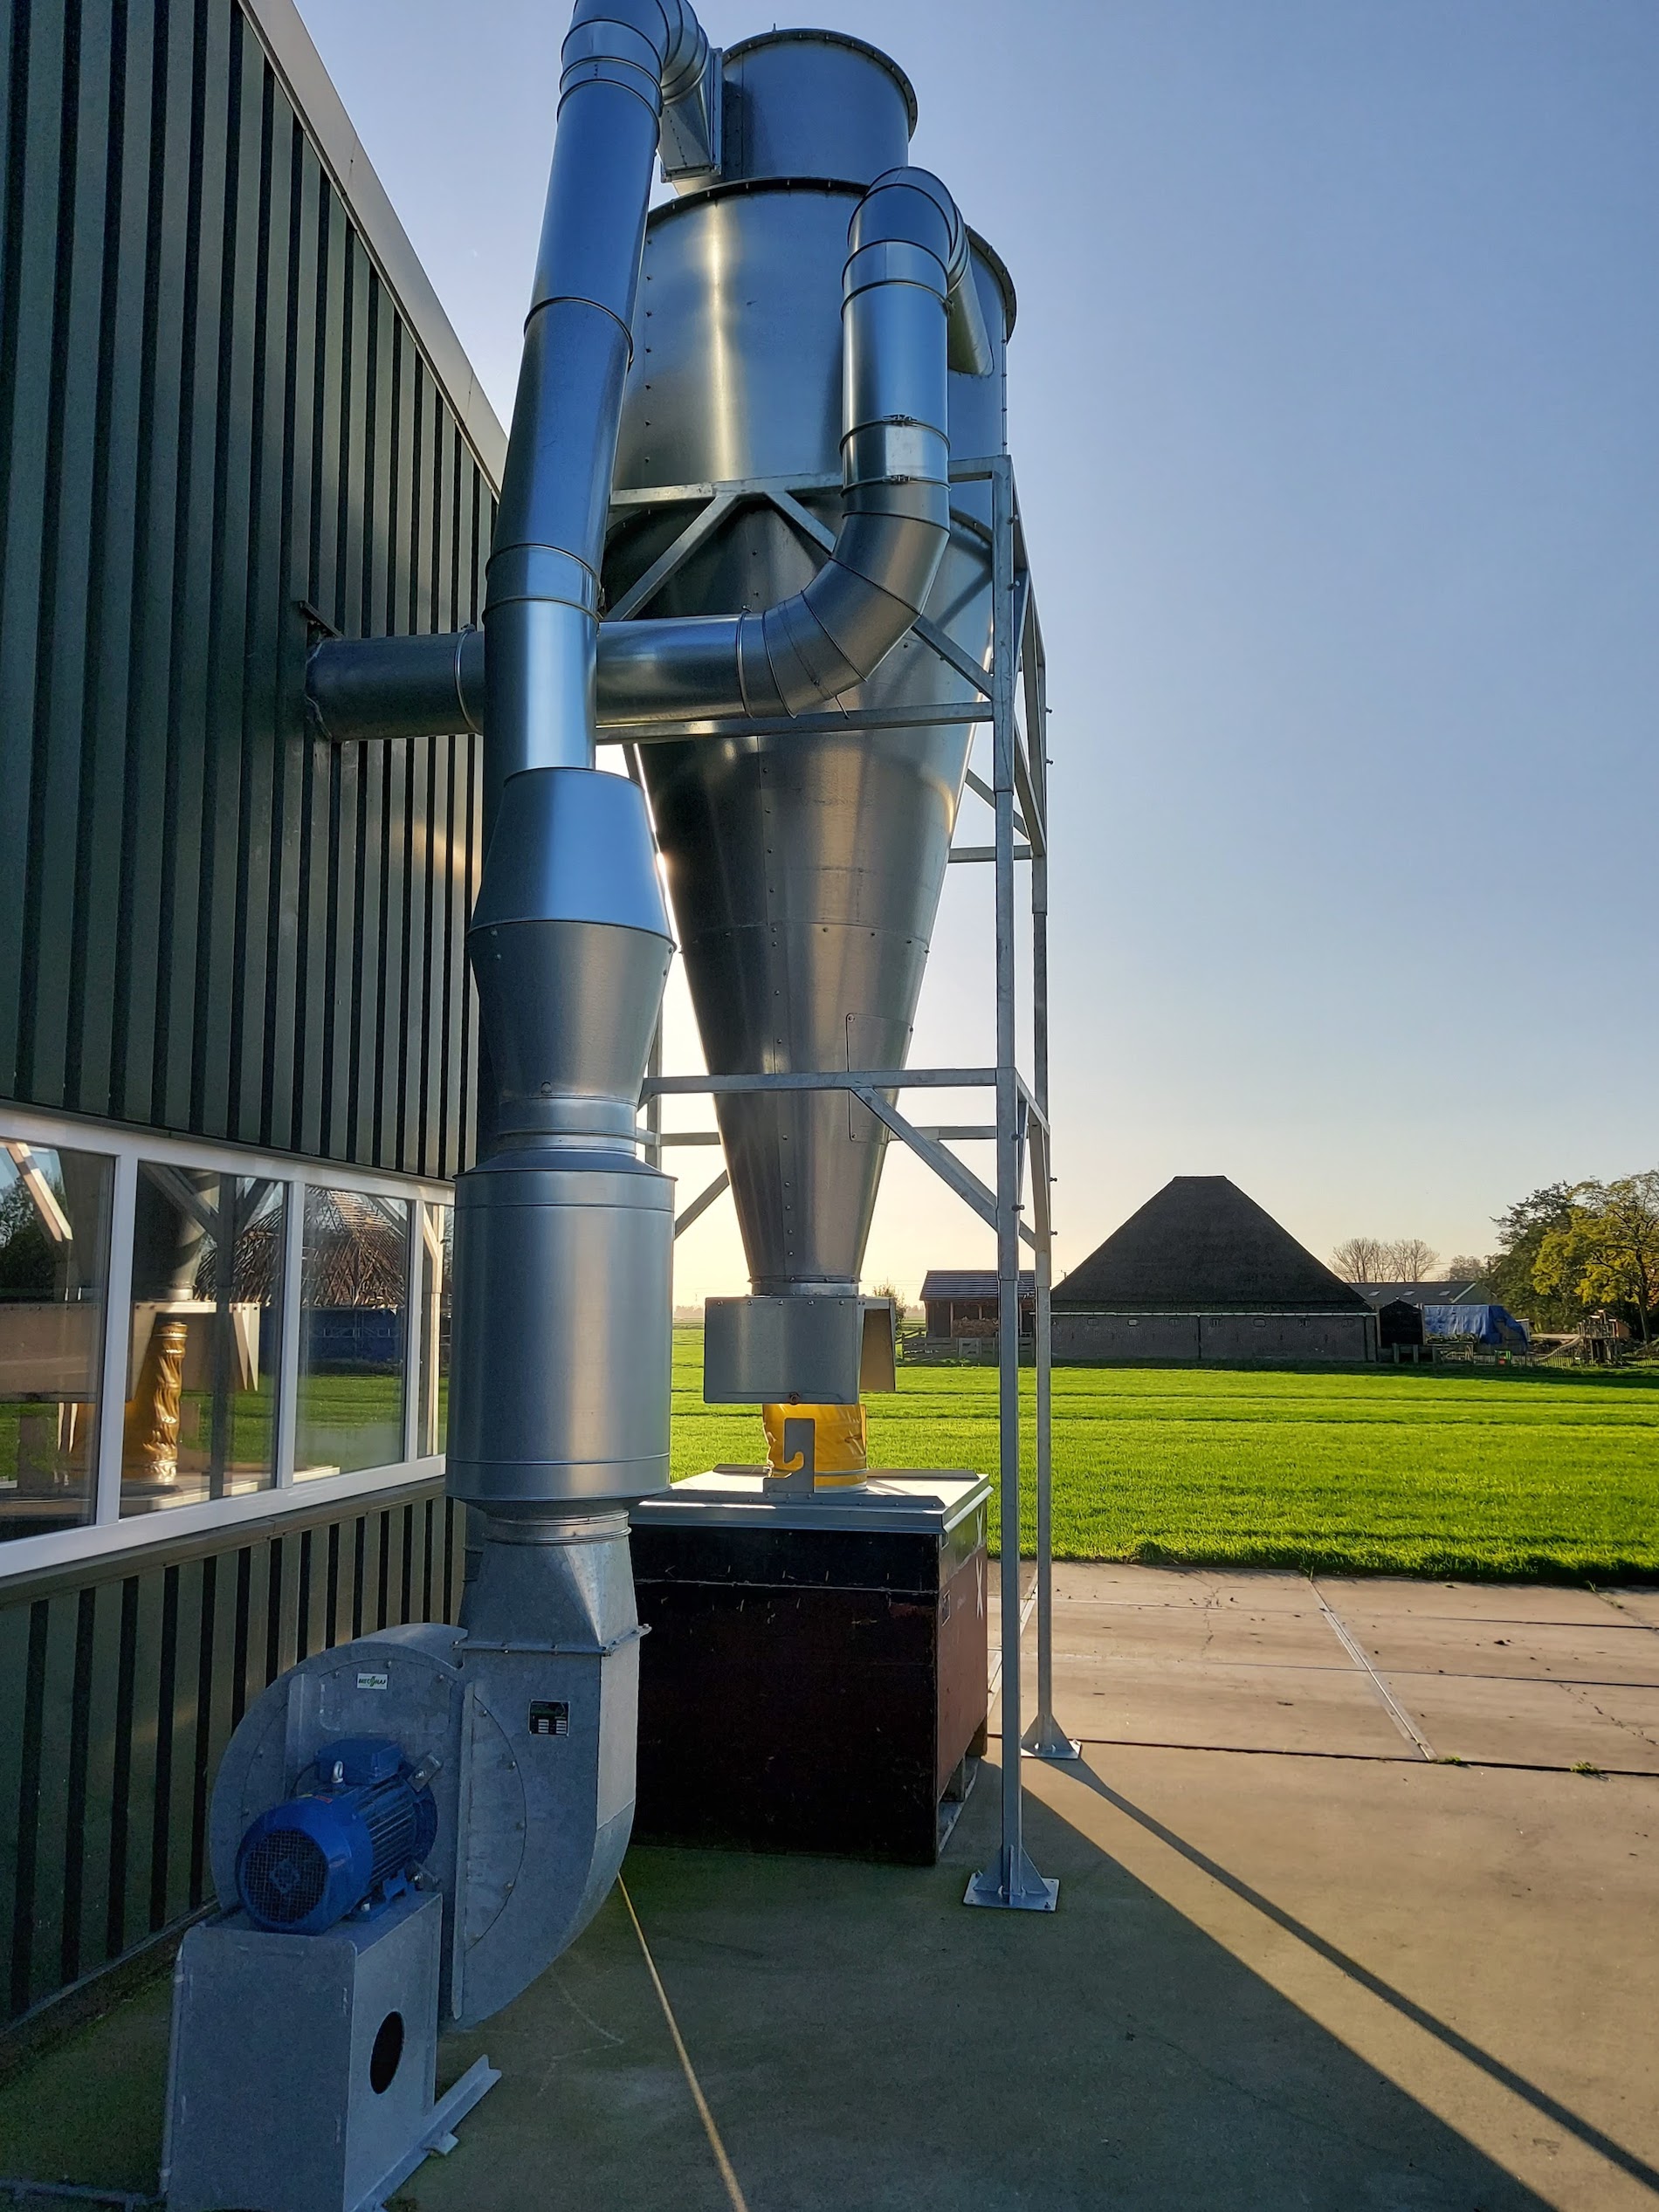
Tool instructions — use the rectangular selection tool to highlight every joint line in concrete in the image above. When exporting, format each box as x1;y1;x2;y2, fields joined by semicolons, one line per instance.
1314;1591;1435;1761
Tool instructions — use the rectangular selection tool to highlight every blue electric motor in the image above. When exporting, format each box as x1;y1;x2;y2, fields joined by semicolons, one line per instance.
235;1738;439;1936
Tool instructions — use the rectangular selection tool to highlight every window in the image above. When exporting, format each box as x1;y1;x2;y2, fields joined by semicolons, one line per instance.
296;1189;410;1478
0;1115;451;1569
120;1166;286;1515
0;1142;113;1542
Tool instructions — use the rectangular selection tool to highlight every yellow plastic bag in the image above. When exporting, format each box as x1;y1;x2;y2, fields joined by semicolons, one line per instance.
761;1401;868;1485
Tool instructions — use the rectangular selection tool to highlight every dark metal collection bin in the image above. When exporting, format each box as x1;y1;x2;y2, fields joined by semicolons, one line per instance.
630;1474;990;1866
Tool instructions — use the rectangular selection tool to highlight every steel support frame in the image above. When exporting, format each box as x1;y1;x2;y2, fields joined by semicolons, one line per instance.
961;453;1060;1908
620;455;1064;1909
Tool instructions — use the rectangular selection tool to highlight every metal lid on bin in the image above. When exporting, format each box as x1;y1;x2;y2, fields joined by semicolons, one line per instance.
631;1468;989;1537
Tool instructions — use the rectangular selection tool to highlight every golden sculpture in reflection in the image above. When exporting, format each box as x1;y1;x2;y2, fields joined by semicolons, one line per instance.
123;1316;189;1487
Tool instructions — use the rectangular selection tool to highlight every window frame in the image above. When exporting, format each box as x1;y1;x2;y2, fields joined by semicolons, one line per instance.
0;1106;453;1586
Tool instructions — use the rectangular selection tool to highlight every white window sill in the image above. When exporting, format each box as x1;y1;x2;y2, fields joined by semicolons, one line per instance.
0;1456;450;1591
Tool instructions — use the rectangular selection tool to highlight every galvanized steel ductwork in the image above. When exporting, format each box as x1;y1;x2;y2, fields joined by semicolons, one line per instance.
304;168;981;739
483;0;716;812
191;3;724;2056
596;163;969;724
432;1;710;2017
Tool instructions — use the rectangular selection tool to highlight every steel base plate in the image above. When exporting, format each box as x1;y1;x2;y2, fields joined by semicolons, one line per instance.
356;2055;499;2212
1021;1716;1083;1762
963;1847;1058;1913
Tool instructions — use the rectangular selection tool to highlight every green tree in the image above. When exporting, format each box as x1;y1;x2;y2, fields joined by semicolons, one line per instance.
1481;1183;1580;1329
1533;1175;1659;1343
0;1170;53;1294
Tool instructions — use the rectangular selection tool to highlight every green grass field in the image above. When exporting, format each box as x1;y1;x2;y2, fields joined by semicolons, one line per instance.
670;1331;1659;1582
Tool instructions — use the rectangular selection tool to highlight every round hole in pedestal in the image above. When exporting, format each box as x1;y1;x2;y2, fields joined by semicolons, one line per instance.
369;2009;405;2094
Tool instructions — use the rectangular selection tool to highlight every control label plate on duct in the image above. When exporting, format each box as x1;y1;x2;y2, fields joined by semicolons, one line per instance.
528;1700;569;1738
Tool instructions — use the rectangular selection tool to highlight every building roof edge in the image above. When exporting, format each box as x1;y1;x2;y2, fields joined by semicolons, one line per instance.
1051;1302;1373;1316
239;0;508;489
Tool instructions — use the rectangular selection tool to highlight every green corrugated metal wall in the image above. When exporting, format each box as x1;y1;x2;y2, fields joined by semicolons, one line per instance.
0;0;498;2037
0;0;494;1178
1;1483;467;2027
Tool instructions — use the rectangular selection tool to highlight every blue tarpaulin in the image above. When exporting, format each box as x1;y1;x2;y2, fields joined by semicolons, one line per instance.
1422;1304;1531;1349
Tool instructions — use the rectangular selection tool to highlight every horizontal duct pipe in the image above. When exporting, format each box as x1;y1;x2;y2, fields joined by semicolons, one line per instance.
306;627;486;742
306;166;978;744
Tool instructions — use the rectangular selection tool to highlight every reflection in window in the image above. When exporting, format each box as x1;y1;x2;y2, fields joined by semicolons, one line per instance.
417;1203;451;1459
296;1190;409;1477
0;1141;113;1540
120;1167;285;1514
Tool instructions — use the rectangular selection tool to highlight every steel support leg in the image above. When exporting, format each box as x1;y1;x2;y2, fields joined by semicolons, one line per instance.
1022;1163;1077;1762
967;454;1057;1913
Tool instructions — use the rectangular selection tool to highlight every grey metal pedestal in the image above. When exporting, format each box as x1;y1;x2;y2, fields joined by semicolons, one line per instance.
162;1889;497;2212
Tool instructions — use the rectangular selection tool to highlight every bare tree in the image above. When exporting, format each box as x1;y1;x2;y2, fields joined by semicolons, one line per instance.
1332;1236;1386;1283
1380;1238;1439;1284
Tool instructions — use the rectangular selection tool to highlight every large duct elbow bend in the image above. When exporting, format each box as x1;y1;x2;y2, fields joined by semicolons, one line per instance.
597;164;962;725
734;165;959;717
305;143;964;745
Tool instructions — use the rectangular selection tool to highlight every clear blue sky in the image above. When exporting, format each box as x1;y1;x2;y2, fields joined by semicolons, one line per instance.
299;0;1659;1300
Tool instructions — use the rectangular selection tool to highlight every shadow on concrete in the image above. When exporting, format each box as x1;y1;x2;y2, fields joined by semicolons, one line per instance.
1062;1760;1659;2201
414;1772;1559;2212
0;1766;1590;2211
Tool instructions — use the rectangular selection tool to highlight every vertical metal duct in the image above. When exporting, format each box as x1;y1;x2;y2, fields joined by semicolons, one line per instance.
483;0;715;817
439;0;712;2006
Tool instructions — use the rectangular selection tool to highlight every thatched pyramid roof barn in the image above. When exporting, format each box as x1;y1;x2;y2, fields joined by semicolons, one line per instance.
1056;1177;1368;1313
1052;1177;1375;1364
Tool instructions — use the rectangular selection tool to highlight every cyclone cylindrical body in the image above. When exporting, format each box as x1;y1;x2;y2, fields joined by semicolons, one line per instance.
606;34;1012;1301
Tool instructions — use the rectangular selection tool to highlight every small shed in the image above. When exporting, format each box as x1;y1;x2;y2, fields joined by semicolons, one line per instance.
1377;1298;1425;1352
919;1270;1036;1342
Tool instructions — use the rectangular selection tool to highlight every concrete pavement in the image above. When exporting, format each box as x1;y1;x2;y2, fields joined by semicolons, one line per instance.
1;1566;1653;2210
